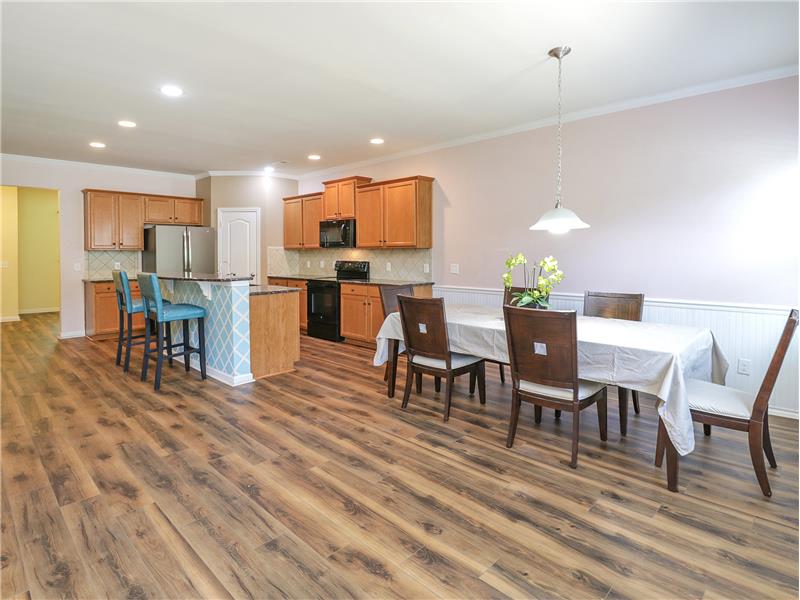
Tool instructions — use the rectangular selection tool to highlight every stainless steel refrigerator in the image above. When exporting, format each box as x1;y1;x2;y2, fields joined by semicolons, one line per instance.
142;225;216;274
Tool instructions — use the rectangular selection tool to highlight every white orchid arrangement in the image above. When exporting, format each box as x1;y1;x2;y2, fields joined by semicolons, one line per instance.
502;254;564;308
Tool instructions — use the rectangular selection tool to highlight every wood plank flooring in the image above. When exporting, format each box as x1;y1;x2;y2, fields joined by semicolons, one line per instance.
1;313;797;599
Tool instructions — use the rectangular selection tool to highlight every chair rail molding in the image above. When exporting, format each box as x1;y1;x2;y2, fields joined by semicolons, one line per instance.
432;285;799;419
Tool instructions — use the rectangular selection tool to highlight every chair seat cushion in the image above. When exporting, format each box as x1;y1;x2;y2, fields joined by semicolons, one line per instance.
129;298;169;314
412;352;483;370
154;303;207;322
519;379;606;401
686;378;754;420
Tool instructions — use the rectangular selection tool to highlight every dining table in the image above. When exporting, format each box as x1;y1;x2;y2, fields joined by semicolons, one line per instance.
373;303;729;492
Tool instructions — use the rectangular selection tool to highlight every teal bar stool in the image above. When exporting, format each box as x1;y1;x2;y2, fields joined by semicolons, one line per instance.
112;270;166;373
137;273;207;391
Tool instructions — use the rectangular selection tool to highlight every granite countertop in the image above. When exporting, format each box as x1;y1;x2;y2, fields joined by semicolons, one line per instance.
157;272;254;282
269;274;434;287
249;285;301;296
83;278;115;282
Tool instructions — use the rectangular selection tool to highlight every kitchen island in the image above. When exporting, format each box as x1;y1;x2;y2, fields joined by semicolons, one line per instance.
158;272;255;386
248;285;301;379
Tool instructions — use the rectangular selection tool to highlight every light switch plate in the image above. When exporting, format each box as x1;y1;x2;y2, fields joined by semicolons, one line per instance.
319;260;325;268
737;358;751;375
306;260;311;268
73;262;82;272
386;262;391;272
113;262;121;270
450;263;460;274
423;263;430;274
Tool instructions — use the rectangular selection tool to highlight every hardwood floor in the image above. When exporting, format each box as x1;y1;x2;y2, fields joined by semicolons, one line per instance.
2;313;797;599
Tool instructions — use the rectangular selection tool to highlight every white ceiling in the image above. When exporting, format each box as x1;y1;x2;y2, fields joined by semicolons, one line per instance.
2;2;797;176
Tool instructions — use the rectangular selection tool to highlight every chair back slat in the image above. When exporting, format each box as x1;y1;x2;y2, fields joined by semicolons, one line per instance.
583;291;644;322
503;287;527;306
751;309;799;421
136;273;165;320
380;285;415;316
503;306;578;393
398;296;450;365
111;270;134;312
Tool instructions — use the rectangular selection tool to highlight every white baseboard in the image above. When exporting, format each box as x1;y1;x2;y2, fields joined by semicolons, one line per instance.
0;316;21;323
173;355;254;387
433;285;799;420
19;307;60;315
59;330;86;339
770;407;799;420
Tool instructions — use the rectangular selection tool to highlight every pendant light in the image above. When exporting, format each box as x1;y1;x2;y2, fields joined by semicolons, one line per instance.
530;46;590;234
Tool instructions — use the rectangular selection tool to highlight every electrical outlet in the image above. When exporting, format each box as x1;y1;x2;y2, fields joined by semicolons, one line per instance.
73;262;82;272
450;263;460;274
386;262;391;272
306;260;311;268
423;263;430;274
319;260;325;269
737;358;752;375
113;262;121;270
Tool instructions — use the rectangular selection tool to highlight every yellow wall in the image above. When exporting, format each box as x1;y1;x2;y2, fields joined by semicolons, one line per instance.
18;187;60;313
1;186;20;321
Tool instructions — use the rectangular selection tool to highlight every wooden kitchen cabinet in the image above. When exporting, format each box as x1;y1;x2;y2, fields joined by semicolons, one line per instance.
283;193;323;248
283;198;303;248
341;283;432;343
144;196;203;224
322;176;372;220
84;190;144;250
84;280;145;340
174;198;203;225
144;196;174;223
355;176;433;249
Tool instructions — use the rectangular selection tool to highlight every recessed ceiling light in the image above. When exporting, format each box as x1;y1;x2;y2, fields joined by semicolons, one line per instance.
264;166;275;173
160;84;183;97
370;138;384;145
118;120;136;128
308;154;321;160
89;141;106;148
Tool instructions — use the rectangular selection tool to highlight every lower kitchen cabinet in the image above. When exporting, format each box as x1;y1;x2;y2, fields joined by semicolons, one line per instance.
340;284;432;343
84;281;145;340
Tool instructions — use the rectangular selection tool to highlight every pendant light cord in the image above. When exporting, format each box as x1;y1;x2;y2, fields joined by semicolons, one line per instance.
555;51;563;209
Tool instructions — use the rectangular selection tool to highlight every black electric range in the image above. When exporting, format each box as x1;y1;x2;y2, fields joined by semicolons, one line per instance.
307;261;370;342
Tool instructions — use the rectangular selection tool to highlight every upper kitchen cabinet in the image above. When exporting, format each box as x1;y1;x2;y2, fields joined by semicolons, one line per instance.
355;176;433;248
283;193;323;249
144;195;203;225
84;190;144;250
322;176;372;220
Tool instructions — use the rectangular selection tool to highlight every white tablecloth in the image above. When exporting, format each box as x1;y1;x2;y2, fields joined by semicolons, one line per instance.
374;305;728;456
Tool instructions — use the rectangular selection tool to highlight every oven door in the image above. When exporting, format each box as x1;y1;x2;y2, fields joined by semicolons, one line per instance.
319;220;355;248
307;280;343;342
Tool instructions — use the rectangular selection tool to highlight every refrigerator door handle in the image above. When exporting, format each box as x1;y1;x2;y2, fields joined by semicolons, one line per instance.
181;229;187;272
187;229;193;272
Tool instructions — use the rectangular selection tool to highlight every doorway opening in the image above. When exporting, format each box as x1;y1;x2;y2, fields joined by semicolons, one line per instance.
0;186;61;322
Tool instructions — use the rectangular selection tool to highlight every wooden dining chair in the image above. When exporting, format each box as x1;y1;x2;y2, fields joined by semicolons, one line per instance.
503;306;608;468
656;309;798;497
583;291;645;435
397;296;486;421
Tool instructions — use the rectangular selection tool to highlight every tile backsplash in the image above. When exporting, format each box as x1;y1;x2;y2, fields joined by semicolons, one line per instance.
268;246;432;281
86;250;140;280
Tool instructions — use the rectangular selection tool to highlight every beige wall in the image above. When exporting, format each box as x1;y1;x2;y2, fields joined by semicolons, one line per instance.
0;155;196;337
18;187;60;313
199;175;298;280
299;77;798;306
1;186;20;321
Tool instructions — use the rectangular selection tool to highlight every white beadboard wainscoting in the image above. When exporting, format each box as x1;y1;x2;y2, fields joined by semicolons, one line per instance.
432;286;799;419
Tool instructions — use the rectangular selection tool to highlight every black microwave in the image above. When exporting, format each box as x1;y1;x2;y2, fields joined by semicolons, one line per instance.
320;219;356;248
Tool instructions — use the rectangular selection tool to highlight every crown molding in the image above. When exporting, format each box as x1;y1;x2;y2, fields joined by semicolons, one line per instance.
300;65;798;181
0;153;196;179
197;170;301;181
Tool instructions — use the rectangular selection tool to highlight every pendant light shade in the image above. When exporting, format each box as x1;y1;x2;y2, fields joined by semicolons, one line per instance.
531;45;590;234
529;206;590;235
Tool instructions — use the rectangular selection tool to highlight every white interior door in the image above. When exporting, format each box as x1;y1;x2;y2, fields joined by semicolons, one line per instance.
217;208;261;285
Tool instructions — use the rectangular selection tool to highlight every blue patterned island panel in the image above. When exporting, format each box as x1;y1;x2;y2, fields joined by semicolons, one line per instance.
161;279;253;386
